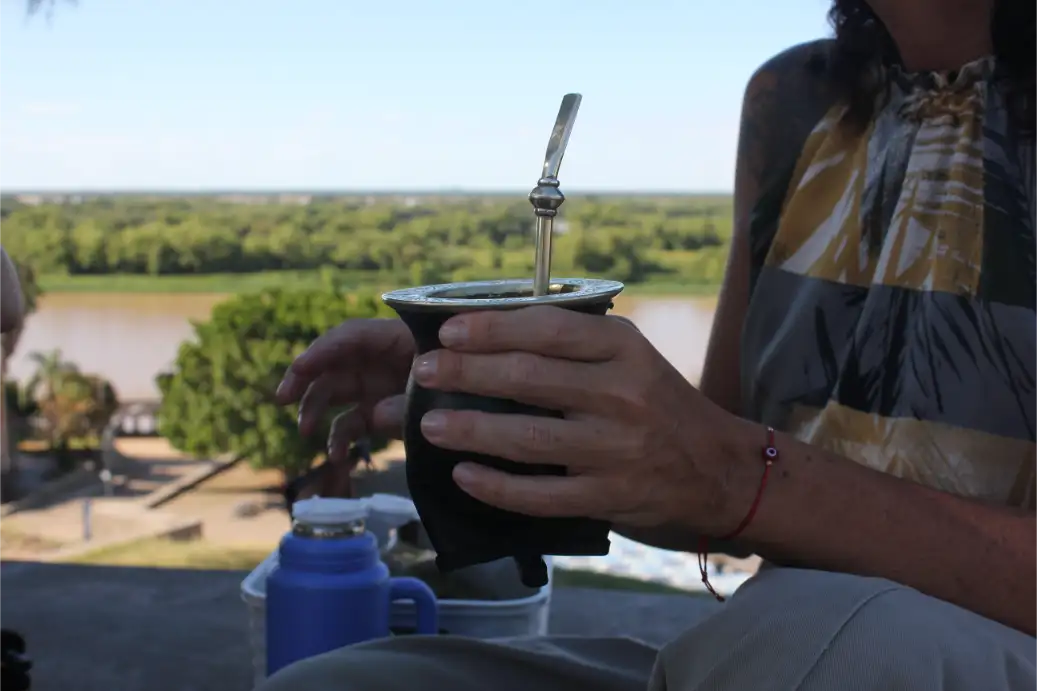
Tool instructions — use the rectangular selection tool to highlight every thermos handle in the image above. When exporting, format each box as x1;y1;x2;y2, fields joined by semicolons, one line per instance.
388;577;439;635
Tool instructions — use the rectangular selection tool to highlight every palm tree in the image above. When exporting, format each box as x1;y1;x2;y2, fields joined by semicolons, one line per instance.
20;350;119;466
0;346;75;498
24;349;80;403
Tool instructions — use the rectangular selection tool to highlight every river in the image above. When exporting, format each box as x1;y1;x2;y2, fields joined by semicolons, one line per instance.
6;293;718;400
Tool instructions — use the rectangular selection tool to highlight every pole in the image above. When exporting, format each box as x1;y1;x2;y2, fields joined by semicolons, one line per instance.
82;497;92;542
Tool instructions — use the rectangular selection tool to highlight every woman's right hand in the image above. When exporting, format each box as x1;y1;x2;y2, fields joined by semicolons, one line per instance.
275;318;415;466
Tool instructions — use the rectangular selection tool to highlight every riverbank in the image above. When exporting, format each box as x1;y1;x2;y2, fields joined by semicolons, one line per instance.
37;271;721;297
7;290;718;400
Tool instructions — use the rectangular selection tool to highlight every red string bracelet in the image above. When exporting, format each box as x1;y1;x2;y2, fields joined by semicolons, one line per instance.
697;426;779;602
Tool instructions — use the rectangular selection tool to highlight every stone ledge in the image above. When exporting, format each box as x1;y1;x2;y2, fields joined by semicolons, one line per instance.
1;561;722;691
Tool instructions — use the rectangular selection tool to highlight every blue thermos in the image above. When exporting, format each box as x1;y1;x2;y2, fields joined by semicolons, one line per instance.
265;497;439;677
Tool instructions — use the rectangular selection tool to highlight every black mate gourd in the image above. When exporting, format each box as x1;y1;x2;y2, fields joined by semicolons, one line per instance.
383;278;624;588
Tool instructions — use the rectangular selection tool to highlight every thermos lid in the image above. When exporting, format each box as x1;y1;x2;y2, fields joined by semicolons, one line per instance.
364;493;420;524
292;496;369;527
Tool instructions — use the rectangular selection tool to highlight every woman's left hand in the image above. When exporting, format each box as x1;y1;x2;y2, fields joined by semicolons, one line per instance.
412;305;754;536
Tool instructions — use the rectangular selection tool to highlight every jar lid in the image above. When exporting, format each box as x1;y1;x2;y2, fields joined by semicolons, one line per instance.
292;496;368;527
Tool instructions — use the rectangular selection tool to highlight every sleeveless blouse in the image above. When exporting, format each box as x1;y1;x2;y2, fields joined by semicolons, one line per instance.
741;56;1036;508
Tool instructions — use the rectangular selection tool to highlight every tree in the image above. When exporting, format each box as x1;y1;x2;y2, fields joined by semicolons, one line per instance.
35;371;118;455
19;349;119;466
24;348;78;401
0;194;735;288
156;287;396;484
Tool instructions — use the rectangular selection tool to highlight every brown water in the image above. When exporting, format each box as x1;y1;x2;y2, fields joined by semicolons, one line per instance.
6;293;717;400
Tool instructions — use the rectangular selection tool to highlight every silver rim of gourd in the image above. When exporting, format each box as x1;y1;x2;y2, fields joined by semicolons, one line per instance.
382;278;624;312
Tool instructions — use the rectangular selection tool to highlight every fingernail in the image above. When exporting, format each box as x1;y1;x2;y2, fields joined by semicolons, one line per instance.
413;353;438;383
275;376;291;398
439;320;468;347
420;411;448;439
453;462;477;487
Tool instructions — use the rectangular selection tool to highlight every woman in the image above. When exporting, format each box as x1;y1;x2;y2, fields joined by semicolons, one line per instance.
0;247;24;500
1;247;25;335
264;0;1036;689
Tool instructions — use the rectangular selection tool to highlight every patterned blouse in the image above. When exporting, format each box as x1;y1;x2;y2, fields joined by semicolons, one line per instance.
741;56;1036;508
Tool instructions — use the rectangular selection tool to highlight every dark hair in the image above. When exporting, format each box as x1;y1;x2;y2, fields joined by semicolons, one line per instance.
827;0;1035;134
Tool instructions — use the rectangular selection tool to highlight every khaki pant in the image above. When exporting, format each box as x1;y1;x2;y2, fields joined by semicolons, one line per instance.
260;567;1036;691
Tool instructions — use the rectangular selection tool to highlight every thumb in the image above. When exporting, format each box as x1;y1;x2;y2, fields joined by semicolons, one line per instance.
610;315;639;332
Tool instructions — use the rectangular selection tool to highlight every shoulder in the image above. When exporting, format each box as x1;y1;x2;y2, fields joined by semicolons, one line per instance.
702;43;837;410
736;40;840;194
743;39;837;131
732;41;841;293
752;39;833;79
734;40;837;190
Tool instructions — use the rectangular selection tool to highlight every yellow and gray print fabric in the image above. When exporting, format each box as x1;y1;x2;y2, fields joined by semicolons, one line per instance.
742;57;1036;509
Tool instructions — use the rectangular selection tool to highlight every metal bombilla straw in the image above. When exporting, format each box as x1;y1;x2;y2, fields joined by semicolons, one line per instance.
530;93;582;297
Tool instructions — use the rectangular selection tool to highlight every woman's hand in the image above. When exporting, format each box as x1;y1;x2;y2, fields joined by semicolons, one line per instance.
411;305;754;536
275;318;415;466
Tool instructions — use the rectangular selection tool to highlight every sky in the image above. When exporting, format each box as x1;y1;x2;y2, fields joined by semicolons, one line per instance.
0;0;832;192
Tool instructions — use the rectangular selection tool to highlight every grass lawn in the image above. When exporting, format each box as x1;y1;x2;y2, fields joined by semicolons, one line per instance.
70;537;700;597
69;537;273;571
38;270;720;298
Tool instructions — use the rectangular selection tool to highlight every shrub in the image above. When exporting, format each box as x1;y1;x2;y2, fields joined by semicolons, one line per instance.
157;288;396;482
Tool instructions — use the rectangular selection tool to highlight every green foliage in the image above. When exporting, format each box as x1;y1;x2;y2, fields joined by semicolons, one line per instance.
156;287;396;479
3;379;36;457
23;349;119;450
0;194;732;289
3;379;31;478
4;380;38;419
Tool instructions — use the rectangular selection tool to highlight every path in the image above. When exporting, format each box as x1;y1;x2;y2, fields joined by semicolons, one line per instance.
109;437;209;494
0;438;410;558
158;459;288;547
157;441;410;547
0;438;212;559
